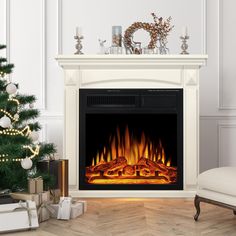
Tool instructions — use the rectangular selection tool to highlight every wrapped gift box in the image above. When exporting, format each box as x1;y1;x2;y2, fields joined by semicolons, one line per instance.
37;200;56;222
70;202;84;219
37;160;69;196
0;200;39;233
10;192;40;206
37;191;52;222
57;197;71;220
10;191;50;207
50;200;86;219
37;160;61;189
28;177;44;194
28;179;36;194
77;200;87;212
49;203;59;218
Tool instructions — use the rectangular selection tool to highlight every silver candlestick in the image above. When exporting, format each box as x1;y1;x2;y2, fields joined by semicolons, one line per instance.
74;35;84;55
180;36;189;54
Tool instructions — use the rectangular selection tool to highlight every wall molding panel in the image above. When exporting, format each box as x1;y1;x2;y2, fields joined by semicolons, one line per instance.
218;122;236;166
57;0;62;54
6;0;10;61
201;0;207;55
218;0;236;110
40;0;46;110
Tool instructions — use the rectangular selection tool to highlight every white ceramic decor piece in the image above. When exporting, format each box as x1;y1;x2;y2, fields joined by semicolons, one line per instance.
56;54;207;198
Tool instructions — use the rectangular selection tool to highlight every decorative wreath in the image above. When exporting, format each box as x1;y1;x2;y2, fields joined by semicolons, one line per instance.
124;22;158;53
123;13;174;54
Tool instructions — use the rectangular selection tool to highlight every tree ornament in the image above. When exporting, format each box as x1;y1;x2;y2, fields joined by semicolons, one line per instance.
29;103;34;108
14;113;19;120
29;130;39;142
21;157;33;170
0;115;11;128
6;83;17;94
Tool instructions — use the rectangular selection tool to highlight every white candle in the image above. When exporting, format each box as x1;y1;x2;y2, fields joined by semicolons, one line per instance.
76;27;82;36
181;26;188;37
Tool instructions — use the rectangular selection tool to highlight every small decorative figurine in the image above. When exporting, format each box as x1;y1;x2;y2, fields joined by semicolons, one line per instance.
98;39;107;54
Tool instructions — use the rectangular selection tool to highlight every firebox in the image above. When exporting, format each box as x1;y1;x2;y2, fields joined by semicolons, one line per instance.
79;89;183;190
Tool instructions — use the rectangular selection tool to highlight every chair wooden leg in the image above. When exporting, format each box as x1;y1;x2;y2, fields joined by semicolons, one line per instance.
194;195;201;221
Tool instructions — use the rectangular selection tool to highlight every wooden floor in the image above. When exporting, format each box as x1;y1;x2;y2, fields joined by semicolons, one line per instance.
3;198;236;236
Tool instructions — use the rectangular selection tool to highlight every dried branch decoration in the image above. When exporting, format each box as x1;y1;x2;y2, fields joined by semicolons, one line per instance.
151;13;174;41
123;13;174;54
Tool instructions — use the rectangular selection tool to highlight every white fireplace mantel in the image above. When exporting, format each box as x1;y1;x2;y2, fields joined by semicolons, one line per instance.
56;54;208;198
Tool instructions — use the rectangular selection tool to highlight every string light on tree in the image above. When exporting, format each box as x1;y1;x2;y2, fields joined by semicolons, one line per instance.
0;108;18;122
14;113;19;120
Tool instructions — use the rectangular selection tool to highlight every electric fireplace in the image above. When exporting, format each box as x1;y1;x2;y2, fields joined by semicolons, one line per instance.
79;89;183;190
56;55;207;197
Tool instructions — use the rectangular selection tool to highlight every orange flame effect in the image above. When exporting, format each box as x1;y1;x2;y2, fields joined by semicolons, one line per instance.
86;126;177;184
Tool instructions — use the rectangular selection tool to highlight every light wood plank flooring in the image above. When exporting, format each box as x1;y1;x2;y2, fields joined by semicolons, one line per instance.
3;198;236;236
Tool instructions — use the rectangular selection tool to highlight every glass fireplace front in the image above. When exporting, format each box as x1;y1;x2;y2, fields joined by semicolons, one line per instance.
79;89;183;190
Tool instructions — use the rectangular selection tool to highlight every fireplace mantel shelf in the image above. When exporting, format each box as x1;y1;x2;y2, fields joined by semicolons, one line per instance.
56;54;207;67
56;54;207;198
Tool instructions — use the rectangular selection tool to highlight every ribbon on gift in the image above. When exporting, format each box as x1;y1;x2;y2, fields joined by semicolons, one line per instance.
0;201;35;227
29;176;43;181
50;189;61;204
37;200;56;220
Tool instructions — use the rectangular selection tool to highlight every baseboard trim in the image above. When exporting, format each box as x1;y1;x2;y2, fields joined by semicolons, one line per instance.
69;190;196;198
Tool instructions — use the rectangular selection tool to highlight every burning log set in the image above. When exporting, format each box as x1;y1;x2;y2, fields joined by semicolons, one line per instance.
86;126;177;185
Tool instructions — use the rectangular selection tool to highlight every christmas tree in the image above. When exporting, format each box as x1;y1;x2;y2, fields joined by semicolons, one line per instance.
0;44;56;191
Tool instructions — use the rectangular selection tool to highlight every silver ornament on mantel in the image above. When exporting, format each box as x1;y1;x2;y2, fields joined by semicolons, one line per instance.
29;130;39;142
6;83;17;95
0;115;11;128
21;157;33;169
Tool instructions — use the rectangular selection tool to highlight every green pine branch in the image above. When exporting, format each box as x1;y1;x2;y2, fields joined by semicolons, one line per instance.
16;94;36;105
0;45;6;50
0;79;7;90
16;109;40;124
38;143;57;158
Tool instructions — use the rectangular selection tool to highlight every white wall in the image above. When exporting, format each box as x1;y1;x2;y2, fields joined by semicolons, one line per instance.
0;0;235;172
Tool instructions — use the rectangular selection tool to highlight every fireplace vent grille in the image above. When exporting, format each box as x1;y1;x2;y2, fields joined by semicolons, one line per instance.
87;95;136;107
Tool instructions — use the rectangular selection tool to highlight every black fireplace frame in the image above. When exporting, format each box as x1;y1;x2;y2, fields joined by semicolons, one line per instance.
79;89;183;190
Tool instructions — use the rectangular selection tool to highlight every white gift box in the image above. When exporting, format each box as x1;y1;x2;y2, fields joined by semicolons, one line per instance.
50;200;86;219
70;202;84;219
0;200;39;233
57;197;72;220
77;200;87;212
48;204;59;218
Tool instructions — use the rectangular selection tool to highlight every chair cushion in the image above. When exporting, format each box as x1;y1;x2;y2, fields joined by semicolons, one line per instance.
198;167;236;196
